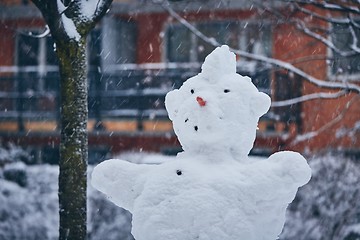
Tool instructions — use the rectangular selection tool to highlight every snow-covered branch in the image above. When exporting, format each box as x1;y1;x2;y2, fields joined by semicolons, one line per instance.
295;20;359;57
349;24;360;53
3;24;50;38
271;90;348;107
262;1;360;57
31;0;113;42
160;1;360;94
290;95;359;145
350;14;360;28
294;3;351;24
282;0;360;14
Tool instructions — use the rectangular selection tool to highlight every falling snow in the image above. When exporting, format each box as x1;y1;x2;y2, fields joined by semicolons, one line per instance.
91;46;311;240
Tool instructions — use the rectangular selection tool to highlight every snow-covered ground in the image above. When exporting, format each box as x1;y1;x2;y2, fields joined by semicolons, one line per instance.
0;152;359;240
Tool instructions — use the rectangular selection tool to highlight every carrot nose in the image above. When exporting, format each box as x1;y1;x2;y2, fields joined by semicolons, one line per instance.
196;96;206;107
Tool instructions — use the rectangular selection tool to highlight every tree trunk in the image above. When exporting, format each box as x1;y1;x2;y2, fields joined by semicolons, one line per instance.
29;1;113;239
57;37;88;240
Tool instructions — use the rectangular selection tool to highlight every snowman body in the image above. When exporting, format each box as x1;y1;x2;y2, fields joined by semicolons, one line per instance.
91;45;311;240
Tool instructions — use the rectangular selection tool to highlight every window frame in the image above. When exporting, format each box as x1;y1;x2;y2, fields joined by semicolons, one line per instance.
15;28;58;77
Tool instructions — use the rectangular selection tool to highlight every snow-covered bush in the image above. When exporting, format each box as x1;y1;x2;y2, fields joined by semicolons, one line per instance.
0;144;32;189
0;143;31;166
1;153;359;240
3;162;27;187
87;182;134;240
0;164;133;240
0;164;58;240
281;154;360;240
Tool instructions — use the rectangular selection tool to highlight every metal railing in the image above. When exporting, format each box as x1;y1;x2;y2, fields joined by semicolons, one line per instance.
0;63;273;132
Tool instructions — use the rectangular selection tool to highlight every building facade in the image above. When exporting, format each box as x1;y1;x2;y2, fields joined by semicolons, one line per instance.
0;0;359;162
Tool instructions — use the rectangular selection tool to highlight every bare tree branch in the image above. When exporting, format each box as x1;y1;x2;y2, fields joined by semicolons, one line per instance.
294;3;351;24
290;95;359;145
349;24;360;53
160;1;360;94
295;20;360;56
282;0;360;14
271;90;348;107
349;14;360;28
288;54;329;65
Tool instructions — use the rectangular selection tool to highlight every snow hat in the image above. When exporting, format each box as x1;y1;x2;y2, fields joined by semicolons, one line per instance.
200;45;237;83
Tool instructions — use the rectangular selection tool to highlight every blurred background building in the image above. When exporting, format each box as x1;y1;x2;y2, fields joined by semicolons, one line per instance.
0;0;359;163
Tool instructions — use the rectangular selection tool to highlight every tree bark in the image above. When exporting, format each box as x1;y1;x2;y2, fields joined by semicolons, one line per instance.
57;37;88;240
29;1;113;239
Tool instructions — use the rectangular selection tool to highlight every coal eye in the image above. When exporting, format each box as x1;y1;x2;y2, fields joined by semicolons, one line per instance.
224;89;230;93
185;118;189;123
190;89;195;94
194;126;198;131
176;170;182;176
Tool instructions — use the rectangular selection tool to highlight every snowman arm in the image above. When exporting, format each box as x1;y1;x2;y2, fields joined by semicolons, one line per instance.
165;89;180;120
267;151;312;187
91;159;151;212
250;92;271;118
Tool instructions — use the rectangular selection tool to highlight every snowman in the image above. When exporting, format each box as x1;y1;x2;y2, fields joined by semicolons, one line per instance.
91;45;311;240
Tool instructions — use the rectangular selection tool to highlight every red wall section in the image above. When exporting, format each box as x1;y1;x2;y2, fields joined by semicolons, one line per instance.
273;11;360;153
0;18;45;69
0;26;14;68
132;13;168;63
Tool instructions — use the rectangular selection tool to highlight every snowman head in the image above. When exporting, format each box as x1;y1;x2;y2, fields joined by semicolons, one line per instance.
165;45;271;160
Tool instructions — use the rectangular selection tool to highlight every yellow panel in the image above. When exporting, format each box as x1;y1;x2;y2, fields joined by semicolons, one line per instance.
25;121;57;131
0;121;18;131
103;120;138;132
87;120;95;130
142;120;173;132
257;121;268;131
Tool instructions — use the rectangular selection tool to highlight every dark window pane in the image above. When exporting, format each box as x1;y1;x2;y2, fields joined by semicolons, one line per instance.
197;21;238;61
273;73;302;123
17;34;39;66
167;24;192;62
331;22;360;75
88;29;102;69
101;18;137;68
46;36;58;65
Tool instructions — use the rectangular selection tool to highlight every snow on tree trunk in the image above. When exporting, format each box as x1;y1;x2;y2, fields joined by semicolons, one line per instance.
57;37;88;240
29;0;113;239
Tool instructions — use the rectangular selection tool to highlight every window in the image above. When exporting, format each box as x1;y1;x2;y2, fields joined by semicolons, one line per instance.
87;19;138;119
16;32;59;113
166;21;272;62
17;32;59;93
330;21;360;77
165;21;272;94
167;24;192;62
100;17;137;72
17;32;58;74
